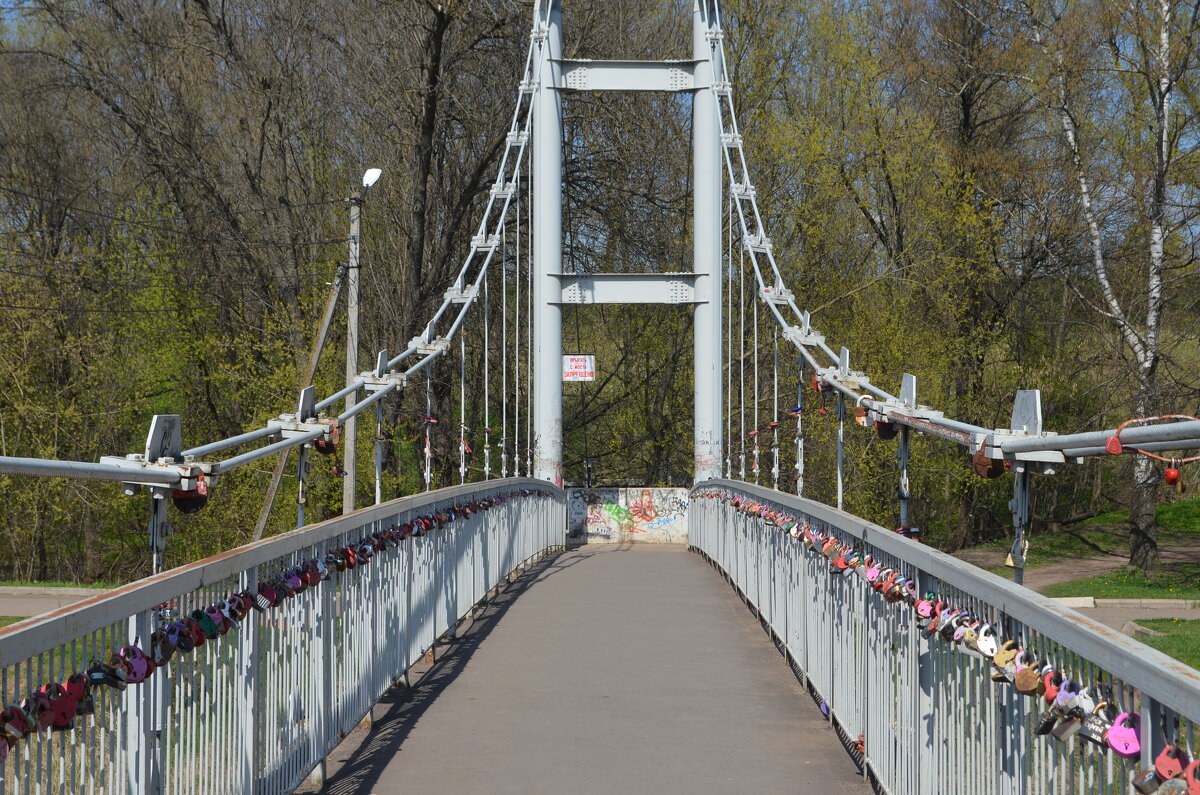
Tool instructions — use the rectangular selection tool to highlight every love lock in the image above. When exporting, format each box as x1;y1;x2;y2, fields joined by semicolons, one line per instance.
1042;669;1062;705
1077;701;1115;749
1106;712;1141;759
1157;745;1190;782
975;624;998;659
1131;767;1161;794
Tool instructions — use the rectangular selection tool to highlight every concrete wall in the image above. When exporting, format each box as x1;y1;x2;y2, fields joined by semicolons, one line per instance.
567;487;689;544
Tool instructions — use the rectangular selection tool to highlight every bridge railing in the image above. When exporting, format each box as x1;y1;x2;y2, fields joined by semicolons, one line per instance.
0;478;564;795
690;479;1200;795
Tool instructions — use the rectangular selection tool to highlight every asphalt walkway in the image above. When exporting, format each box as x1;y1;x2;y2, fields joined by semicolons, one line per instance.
300;545;868;795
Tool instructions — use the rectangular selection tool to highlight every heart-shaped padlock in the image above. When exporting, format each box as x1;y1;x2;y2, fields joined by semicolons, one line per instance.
975;625;998;658
1106;712;1140;758
1158;745;1190;781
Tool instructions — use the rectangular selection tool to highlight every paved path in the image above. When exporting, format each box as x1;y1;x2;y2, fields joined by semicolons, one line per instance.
301;545;867;795
0;587;102;619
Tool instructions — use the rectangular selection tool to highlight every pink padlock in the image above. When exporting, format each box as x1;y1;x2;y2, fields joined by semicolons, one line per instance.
119;646;153;684
1105;712;1141;759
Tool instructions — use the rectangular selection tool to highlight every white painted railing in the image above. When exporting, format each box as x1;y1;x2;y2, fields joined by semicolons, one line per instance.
0;479;564;795
690;480;1200;795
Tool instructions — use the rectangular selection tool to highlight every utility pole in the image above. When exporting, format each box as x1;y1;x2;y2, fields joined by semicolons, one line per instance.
344;168;382;515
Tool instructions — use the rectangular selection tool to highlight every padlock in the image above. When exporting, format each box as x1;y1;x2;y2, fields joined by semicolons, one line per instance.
1014;663;1043;696
1132;767;1161;794
1078;701;1114;748
1050;709;1084;742
1157;745;1190;781
1043;670;1062;704
1185;760;1200;795
1055;679;1081;709
975;624;998;658
1035;708;1062;736
993;640;1020;670
1106;712;1141;759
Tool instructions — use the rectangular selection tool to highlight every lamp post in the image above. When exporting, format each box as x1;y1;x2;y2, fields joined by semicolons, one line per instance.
344;167;382;515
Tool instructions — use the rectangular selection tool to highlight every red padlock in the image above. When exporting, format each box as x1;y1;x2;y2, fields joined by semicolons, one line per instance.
1106;436;1124;455
1166;467;1181;486
1157;745;1189;781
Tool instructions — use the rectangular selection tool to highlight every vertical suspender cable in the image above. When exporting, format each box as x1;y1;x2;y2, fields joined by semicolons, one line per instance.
772;324;779;490
752;284;760;484
459;324;467;485
725;193;733;478
836;394;845;510
424;372;433;491
502;199;510;479
484;237;492;480
738;241;746;480
375;401;384;505
514;170;523;478
523;166;532;480
796;357;805;496
898;427;910;528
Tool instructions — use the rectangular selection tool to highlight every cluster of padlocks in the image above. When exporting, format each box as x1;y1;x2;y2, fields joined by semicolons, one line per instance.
691;489;1200;793
0;488;550;768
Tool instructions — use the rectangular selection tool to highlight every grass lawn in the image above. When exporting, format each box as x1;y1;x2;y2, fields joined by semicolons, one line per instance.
1134;618;1200;670
967;496;1200;570
0;616;27;628
1042;565;1200;600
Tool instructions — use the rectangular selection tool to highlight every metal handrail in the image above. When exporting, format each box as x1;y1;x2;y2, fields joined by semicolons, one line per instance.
691;479;1200;795
0;478;566;794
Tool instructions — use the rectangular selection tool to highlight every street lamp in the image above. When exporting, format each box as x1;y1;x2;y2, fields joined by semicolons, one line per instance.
344;167;382;514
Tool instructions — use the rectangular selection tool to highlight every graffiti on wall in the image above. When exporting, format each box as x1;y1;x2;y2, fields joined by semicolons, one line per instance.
567;488;689;544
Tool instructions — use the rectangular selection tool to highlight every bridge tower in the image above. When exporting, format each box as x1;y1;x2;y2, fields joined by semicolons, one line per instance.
532;0;724;486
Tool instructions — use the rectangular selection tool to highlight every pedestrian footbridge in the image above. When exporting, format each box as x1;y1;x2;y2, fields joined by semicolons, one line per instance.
3;479;1197;795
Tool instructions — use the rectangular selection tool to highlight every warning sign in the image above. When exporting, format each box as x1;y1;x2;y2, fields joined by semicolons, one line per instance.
562;354;596;382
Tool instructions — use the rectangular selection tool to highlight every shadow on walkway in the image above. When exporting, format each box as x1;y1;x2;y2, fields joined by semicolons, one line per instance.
300;549;584;794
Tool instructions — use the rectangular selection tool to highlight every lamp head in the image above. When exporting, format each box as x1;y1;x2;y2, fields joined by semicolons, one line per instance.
362;168;382;189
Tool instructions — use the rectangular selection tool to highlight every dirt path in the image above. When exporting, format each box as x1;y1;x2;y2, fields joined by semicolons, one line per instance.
953;542;1200;592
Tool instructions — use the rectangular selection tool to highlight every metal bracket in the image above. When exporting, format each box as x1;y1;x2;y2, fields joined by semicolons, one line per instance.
445;284;480;304
785;326;825;347
489;181;517;200
98;455;204;490
721;132;743;148
732;182;757;200
144;415;182;465
900;374;917;409
760;285;793;305
416;337;451;356
506;131;529;147
297;386;317;423
743;234;772;254
470;234;499;252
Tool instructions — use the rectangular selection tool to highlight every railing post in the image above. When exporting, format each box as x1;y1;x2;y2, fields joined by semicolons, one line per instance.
239;568;259;793
124;611;152;795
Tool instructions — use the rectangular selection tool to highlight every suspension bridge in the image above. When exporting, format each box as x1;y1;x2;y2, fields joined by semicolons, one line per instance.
3;1;1200;793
